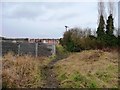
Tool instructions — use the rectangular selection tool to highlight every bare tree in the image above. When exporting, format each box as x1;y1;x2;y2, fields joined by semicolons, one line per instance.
98;0;105;16
97;0;106;24
108;0;115;16
108;0;116;27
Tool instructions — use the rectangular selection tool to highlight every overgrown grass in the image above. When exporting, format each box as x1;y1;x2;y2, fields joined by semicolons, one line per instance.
54;50;118;88
56;45;69;60
2;49;118;88
2;52;49;88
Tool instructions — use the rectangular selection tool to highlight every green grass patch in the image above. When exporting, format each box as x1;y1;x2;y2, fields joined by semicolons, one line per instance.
58;71;98;88
49;54;57;60
88;81;98;88
58;72;68;81
95;71;111;83
54;50;118;88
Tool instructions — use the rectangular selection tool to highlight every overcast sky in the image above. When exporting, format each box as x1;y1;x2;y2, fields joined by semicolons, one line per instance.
1;1;119;39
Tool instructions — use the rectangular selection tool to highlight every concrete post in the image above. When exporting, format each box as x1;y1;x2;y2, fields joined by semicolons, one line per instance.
18;44;20;56
35;43;38;57
53;44;56;55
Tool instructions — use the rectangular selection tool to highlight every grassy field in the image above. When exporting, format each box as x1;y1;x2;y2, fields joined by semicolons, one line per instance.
2;49;119;88
54;50;118;88
2;52;51;88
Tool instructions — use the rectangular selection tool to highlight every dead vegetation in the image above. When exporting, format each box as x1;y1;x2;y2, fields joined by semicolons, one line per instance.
2;52;49;88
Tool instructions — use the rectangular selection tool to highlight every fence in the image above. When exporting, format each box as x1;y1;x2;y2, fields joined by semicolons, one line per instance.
2;42;56;57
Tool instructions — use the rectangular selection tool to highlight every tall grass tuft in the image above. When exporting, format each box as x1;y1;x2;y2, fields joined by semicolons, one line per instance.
2;52;45;88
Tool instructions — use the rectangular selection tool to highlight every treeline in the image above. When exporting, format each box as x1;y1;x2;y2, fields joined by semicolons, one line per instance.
60;27;119;52
59;2;119;52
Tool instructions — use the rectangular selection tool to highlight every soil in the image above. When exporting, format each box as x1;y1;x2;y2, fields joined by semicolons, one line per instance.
41;58;60;88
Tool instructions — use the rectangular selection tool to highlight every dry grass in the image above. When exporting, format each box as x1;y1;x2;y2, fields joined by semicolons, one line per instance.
2;52;49;88
54;50;118;88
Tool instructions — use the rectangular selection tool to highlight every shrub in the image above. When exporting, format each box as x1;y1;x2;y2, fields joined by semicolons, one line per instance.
61;27;95;52
61;26;118;52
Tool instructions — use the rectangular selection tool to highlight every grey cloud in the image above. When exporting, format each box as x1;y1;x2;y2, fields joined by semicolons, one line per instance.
2;2;101;38
57;13;80;21
13;8;40;19
38;12;80;22
2;3;47;19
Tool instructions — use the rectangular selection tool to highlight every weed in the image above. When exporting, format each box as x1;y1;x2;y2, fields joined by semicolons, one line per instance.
49;54;57;60
58;73;68;81
71;72;84;82
88;81;98;88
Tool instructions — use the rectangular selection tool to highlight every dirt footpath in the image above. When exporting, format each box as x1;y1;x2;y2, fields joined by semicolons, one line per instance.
41;58;60;88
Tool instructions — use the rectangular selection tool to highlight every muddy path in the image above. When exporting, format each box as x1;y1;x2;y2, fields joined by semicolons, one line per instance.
41;49;69;88
41;58;60;88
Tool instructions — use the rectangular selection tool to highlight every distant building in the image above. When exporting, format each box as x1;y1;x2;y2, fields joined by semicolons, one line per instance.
28;39;59;44
28;39;35;43
2;37;28;43
1;37;60;45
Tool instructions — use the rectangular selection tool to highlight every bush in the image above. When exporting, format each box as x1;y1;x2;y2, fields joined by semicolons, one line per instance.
96;34;118;49
60;27;118;52
61;27;97;52
62;30;76;52
79;36;97;50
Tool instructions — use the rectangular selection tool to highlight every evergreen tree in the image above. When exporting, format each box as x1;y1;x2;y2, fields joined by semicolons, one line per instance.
96;15;105;37
106;14;114;35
